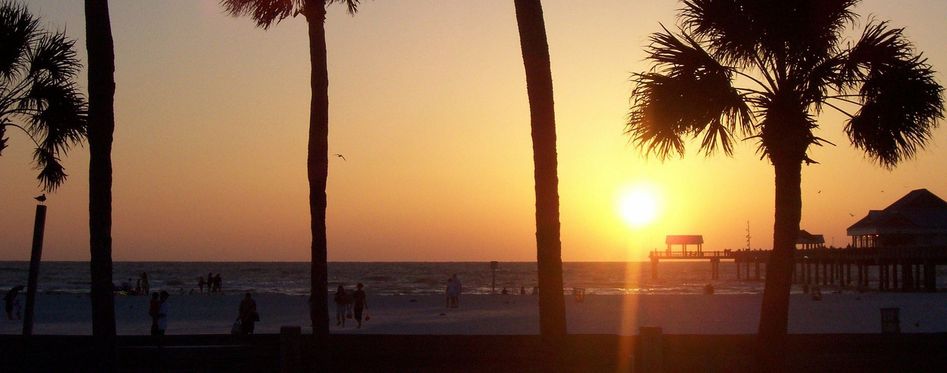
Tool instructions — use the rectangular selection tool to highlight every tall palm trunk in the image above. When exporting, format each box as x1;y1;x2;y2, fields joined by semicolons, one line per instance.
513;0;567;338
757;158;802;371
85;0;116;369
303;0;331;363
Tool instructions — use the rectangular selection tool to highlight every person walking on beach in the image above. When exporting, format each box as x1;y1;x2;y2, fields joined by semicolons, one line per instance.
207;273;214;293
214;273;222;293
141;272;150;295
334;285;352;327
238;293;258;335
148;292;160;335
447;274;462;308
198;276;205;294
444;277;454;308
155;291;170;335
352;283;367;329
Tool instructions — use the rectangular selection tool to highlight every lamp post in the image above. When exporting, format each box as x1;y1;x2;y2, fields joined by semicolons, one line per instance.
23;200;47;335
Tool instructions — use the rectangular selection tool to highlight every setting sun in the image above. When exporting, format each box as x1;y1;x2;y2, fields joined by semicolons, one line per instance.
617;184;662;228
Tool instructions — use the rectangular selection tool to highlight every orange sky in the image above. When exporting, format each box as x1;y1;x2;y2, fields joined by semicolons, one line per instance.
1;0;946;261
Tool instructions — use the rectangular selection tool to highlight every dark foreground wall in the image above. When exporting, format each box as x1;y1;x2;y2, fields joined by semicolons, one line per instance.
1;333;945;372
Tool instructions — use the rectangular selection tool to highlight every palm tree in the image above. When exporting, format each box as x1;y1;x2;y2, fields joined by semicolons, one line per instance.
0;1;86;190
626;0;942;369
84;0;116;369
512;0;567;339
220;0;360;361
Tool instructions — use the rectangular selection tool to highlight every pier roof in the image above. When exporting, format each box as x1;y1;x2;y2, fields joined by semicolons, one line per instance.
665;235;703;245
797;230;825;245
847;189;947;236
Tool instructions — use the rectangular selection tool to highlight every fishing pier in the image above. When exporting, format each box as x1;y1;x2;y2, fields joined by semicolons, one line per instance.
649;246;946;292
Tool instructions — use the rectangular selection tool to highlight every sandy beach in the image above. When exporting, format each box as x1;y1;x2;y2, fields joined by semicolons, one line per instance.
3;292;945;336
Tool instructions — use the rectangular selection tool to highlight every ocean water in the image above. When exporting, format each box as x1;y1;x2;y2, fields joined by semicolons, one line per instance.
0;261;943;296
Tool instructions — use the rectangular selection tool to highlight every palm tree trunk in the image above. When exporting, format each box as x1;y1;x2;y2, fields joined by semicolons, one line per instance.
513;0;567;338
757;158;802;372
85;0;116;370
304;0;330;367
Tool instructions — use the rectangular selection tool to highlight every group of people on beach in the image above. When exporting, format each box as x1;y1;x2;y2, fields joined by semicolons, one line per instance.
198;273;223;294
116;272;150;296
3;286;23;320
333;283;367;328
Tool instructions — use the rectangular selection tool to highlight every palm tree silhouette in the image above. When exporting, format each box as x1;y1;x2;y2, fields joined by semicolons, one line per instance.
627;1;943;369
513;0;567;340
85;0;117;369
0;2;87;191
220;0;361;355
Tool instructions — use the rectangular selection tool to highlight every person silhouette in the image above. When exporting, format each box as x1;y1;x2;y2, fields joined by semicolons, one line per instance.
352;283;367;328
238;293;258;335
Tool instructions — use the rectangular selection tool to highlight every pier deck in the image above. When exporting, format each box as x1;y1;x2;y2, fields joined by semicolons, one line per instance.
648;246;947;291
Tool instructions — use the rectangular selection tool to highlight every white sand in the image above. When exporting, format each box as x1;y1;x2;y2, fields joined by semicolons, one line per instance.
2;293;945;335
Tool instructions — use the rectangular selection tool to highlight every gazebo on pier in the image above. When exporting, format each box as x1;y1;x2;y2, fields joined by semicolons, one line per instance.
797;230;825;249
665;235;704;256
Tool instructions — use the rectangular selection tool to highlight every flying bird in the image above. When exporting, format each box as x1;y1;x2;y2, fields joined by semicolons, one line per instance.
333;154;346;161
848;213;855;217
34;194;46;203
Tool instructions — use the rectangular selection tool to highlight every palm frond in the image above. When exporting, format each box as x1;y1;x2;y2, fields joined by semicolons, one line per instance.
329;0;361;15
0;2;38;81
682;0;858;70
838;21;912;90
219;0;297;29
26;30;80;83
628;28;753;159
0;1;86;191
845;55;943;168
0;121;7;154
32;146;65;191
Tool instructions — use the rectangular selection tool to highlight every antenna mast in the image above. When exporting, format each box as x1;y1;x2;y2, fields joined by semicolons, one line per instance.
745;221;751;250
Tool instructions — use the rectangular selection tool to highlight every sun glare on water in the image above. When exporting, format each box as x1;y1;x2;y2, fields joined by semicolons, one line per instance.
618;183;662;228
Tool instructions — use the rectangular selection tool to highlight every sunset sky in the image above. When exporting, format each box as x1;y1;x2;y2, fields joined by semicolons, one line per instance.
1;0;945;262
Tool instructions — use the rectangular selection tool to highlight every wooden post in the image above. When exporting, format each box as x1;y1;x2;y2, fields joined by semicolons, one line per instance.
892;263;899;290
855;263;865;288
901;263;913;291
638;327;664;373
650;257;659;280
23;204;47;336
923;262;936;292
280;326;302;373
914;264;921;290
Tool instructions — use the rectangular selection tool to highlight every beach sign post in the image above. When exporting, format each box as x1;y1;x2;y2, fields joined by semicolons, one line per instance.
490;261;499;294
23;203;47;335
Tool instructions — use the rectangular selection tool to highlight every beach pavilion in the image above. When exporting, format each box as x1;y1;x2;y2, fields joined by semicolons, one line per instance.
847;189;947;248
796;230;825;249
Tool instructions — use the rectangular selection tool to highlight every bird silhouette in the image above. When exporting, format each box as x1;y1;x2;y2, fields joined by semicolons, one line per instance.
34;194;46;203
333;154;346;161
848;213;855;217
817;190;822;194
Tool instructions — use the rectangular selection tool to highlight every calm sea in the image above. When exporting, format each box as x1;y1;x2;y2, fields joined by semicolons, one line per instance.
1;261;942;296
